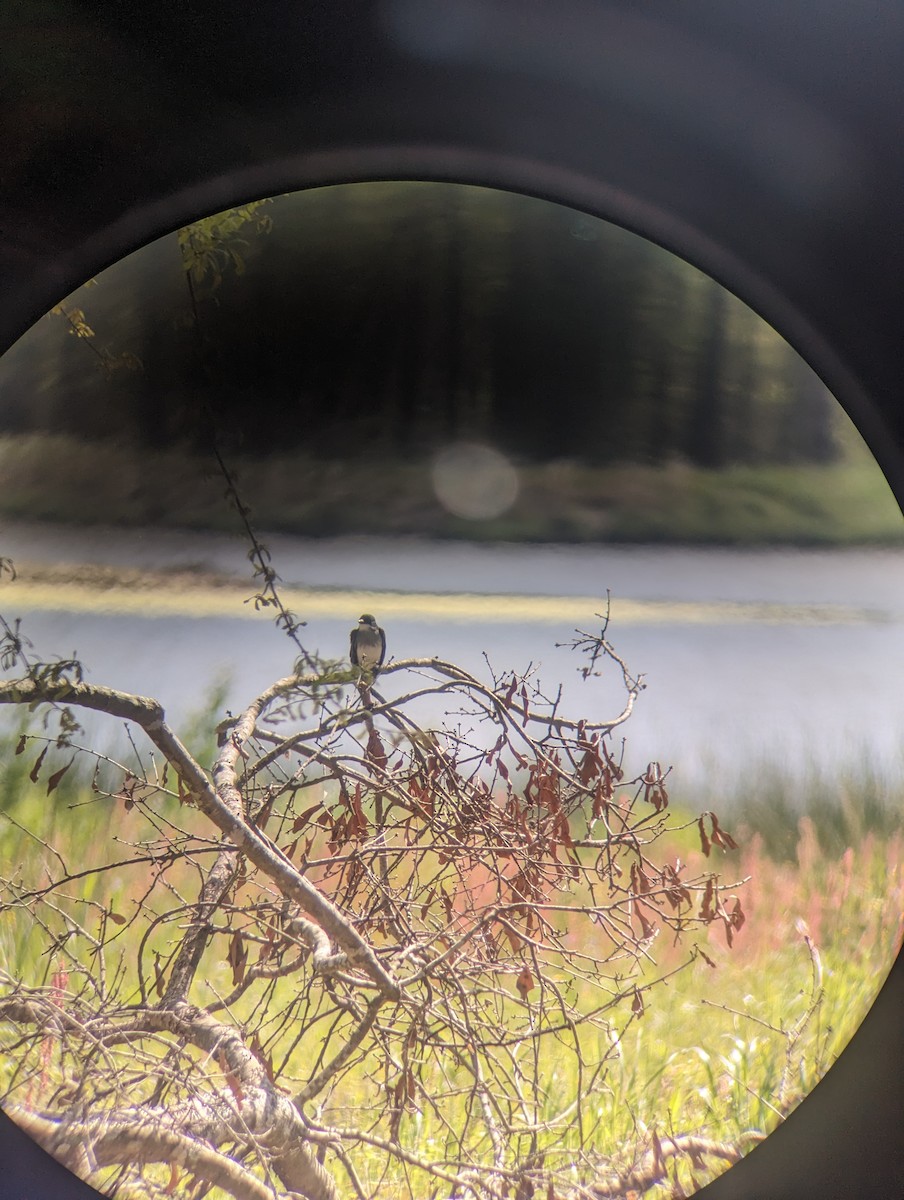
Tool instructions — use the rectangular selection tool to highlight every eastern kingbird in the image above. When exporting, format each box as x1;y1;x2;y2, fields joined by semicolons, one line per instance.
350;614;386;677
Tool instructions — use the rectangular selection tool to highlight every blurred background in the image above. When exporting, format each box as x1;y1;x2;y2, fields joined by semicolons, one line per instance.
1;183;895;543
1;182;902;819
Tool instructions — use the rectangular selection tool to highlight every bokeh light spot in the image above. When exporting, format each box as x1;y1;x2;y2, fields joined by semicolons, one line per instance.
431;441;519;520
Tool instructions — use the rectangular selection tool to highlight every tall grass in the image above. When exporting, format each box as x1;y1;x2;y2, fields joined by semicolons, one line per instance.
680;748;904;861
2;714;902;1196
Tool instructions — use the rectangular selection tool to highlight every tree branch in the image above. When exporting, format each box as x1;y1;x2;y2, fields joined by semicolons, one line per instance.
10;1104;287;1200
0;675;400;999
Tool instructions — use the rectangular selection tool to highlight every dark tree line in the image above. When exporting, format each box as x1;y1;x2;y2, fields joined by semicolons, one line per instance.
0;182;839;467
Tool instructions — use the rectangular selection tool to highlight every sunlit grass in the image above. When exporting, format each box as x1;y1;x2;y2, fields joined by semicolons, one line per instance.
286;820;900;1195
2;728;902;1197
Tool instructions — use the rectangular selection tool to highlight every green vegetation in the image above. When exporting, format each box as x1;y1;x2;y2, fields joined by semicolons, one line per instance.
0;183;857;474
0;432;900;545
2;706;901;1195
4;184;899;548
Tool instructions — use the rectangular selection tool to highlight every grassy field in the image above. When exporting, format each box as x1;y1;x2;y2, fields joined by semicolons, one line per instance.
1;709;901;1198
1;431;901;545
305;817;904;1195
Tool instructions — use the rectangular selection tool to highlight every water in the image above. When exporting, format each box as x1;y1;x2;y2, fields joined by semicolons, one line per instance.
2;521;903;801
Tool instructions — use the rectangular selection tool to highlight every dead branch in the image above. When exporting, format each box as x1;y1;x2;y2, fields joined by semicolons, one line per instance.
0;615;748;1200
589;1130;768;1198
0;673;399;999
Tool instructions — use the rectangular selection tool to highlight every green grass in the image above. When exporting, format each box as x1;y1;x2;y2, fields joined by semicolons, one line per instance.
666;747;904;863
1;432;901;545
1;719;902;1197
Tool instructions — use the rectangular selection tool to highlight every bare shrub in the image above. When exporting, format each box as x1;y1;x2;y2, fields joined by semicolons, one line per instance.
0;556;745;1199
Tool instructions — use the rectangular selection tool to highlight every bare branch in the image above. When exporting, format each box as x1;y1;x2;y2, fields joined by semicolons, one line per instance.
11;1104;291;1200
0;674;400;999
0;607;748;1200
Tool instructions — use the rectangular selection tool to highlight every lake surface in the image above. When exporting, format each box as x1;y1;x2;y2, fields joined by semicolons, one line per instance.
2;521;903;803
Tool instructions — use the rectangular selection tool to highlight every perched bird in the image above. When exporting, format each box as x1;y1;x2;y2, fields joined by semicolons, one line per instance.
350;614;386;677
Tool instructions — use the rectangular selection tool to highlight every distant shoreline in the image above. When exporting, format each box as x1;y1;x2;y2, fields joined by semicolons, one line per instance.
1;433;901;547
1;561;888;627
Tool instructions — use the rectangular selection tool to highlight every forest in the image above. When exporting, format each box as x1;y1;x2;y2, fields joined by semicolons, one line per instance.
0;182;841;470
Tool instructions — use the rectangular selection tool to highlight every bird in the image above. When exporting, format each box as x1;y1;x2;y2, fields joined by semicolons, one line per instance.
350;613;386;678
